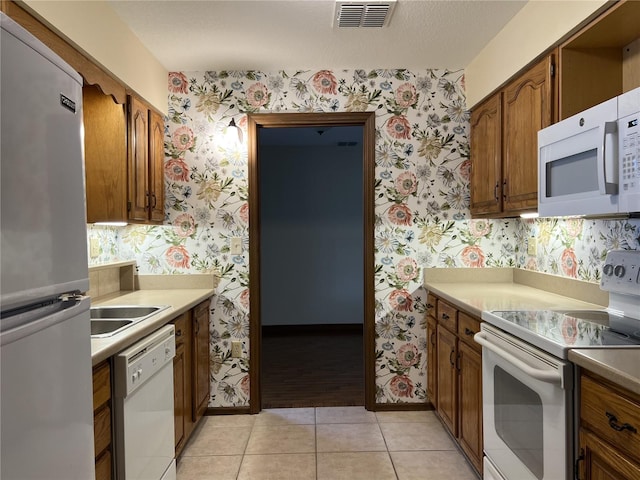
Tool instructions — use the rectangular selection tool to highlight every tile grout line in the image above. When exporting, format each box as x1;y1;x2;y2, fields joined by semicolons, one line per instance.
377;415;401;480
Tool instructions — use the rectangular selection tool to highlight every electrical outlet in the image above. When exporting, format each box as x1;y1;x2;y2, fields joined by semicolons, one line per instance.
89;238;100;258
231;341;243;358
230;237;243;255
527;238;537;256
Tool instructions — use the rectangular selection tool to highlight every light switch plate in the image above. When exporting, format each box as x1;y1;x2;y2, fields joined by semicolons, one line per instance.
230;237;243;255
231;341;242;358
527;238;537;256
89;238;100;258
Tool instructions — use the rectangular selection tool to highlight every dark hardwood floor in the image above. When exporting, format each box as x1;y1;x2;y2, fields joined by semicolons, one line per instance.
260;325;364;409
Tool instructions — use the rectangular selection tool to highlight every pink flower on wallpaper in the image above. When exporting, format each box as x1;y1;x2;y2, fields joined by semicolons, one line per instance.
240;374;250;398
238;203;249;224
173;213;196;238
172;126;195;151
395;83;417;108
561;317;578;345
397;343;420;367
461;245;485;268
388;204;412;226
389;289;413;312
166;245;190;269
168;72;188;94
565;218;583;238
561;249;578;277
389;375;414;398
396;258;418;282
239;288;250;311
311;70;338;95
395;171;417;196
386;115;411;139
459;159;471;181
165;158;190;182
246;83;270;107
468;219;491;238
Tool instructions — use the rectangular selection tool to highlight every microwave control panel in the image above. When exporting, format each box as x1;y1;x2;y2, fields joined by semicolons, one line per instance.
620;113;639;195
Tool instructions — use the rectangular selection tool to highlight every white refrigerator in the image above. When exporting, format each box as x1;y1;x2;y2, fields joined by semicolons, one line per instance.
1;12;95;480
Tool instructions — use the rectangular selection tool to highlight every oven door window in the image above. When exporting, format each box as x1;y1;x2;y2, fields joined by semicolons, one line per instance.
494;366;544;480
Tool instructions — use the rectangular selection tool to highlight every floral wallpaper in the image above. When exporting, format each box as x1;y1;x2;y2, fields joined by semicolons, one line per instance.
86;68;640;408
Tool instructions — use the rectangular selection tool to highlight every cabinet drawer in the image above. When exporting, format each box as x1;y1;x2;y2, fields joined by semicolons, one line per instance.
458;312;481;349
172;312;189;347
93;361;110;411
427;294;437;319
94;405;111;457
581;374;640;463
437;300;457;332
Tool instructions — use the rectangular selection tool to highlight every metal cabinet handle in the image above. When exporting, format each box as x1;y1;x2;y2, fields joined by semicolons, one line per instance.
441;313;450;320
494;182;499;201
175;329;182;337
145;191;150;210
606;411;637;433
456;354;461;372
426;303;434;309
449;349;455;366
464;327;474;336
430;332;436;346
503;180;508;200
151;192;157;208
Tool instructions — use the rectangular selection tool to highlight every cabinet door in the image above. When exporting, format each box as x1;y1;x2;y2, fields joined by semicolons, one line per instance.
470;93;502;216
426;315;437;407
83;85;127;223
148;110;165;224
502;54;555;214
127;95;149;222
579;428;640;480
436;325;457;435
192;300;211;422
458;341;483;474
173;341;186;452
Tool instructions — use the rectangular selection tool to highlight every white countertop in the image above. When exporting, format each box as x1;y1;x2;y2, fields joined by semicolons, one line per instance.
90;289;214;365
569;349;640;396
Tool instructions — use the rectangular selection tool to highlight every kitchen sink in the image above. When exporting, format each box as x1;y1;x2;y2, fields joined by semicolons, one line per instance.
90;305;170;337
91;319;133;336
90;305;167;319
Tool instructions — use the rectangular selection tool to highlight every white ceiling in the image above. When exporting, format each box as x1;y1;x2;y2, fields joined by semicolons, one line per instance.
108;0;527;72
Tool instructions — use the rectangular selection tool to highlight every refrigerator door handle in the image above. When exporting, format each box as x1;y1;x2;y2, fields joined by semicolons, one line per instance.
1;296;90;346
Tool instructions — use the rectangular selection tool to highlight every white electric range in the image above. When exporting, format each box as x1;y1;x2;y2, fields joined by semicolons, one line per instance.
476;249;640;480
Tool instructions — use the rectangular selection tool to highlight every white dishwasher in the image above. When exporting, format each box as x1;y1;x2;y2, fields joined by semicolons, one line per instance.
114;324;176;480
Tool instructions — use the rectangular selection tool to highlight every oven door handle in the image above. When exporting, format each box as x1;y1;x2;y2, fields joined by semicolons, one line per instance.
474;332;562;385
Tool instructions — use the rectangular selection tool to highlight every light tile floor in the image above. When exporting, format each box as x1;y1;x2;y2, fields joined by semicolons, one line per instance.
177;407;478;480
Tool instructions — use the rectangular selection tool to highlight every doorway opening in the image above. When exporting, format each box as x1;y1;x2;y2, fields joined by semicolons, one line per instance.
247;112;376;413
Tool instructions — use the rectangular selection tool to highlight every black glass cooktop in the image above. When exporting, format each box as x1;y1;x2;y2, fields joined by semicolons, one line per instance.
483;309;640;358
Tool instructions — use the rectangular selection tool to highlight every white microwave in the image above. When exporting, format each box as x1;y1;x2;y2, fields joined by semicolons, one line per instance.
538;87;640;217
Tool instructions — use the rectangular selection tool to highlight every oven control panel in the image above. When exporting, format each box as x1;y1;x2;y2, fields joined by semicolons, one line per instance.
600;249;640;295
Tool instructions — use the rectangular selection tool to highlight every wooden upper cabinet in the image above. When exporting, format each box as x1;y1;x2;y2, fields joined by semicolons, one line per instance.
470;53;556;218
127;95;165;224
502;54;555;213
128;95;150;222
470;93;502;217
149;110;166;223
83;85;127;223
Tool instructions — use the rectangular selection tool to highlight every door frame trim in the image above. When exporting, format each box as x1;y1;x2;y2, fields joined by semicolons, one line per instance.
247;111;377;413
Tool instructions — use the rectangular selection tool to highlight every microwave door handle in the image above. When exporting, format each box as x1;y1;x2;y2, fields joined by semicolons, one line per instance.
474;332;562;385
600;121;619;195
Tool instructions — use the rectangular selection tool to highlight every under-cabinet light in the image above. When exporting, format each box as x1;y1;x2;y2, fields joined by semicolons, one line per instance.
520;213;539;219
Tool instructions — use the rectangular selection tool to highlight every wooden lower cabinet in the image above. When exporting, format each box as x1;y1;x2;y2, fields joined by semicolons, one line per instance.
426;313;438;407
172;299;211;457
93;360;113;480
436;325;458;434
172;311;192;457
431;295;483;475
577;371;640;480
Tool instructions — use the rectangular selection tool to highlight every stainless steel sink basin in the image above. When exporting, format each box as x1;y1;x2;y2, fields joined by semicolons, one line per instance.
90;305;167;319
91;319;133;336
90;305;169;337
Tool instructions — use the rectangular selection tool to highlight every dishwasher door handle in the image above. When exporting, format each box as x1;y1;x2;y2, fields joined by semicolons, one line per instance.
474;331;563;385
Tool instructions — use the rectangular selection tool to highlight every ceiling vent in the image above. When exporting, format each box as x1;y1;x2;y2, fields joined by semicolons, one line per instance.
334;1;396;28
